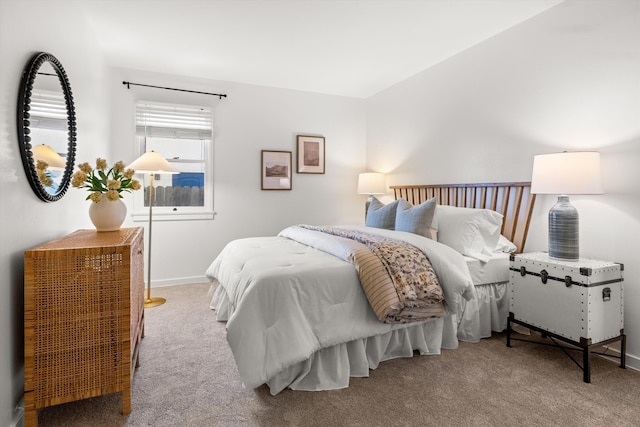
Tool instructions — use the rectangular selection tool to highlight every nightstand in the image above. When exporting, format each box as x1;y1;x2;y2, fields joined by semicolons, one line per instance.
506;251;625;383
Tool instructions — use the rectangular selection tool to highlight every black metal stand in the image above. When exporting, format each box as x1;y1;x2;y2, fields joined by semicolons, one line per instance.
507;312;626;383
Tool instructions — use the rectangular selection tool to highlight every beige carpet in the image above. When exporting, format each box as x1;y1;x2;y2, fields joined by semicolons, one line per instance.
37;283;639;427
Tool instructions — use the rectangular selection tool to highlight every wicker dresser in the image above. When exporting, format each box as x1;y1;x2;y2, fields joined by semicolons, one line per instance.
24;227;144;426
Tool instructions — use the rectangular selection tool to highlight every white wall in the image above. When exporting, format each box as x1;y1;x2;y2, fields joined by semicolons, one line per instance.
366;0;640;368
0;1;113;425
109;68;366;287
0;3;366;425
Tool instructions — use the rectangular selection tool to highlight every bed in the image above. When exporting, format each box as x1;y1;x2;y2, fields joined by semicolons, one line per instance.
392;183;535;341
206;182;535;395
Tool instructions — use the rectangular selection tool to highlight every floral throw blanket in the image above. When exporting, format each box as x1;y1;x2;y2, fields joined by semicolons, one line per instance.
299;225;445;323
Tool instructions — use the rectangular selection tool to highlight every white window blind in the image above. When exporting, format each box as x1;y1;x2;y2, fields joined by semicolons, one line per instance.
31;90;67;131
136;102;212;140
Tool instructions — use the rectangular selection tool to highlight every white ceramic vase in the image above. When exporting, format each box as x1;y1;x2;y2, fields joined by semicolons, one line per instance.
88;194;127;232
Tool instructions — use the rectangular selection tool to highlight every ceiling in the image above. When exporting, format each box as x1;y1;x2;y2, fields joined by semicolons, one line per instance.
79;0;563;98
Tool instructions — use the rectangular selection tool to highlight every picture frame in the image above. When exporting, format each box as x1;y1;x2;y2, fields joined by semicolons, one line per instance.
296;135;325;174
261;150;292;190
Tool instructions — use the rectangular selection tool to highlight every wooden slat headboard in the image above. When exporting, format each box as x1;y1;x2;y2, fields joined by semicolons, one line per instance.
391;182;536;253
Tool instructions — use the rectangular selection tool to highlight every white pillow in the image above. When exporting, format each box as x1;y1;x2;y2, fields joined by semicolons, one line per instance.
436;205;503;262
495;235;517;253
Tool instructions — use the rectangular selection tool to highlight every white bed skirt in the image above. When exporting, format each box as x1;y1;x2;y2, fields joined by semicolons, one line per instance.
266;317;453;394
456;282;510;342
210;283;511;395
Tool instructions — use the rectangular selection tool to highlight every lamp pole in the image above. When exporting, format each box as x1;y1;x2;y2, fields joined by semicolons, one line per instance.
144;172;165;308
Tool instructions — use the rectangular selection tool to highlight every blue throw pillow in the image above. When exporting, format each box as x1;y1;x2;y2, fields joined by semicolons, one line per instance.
395;197;438;239
365;198;398;230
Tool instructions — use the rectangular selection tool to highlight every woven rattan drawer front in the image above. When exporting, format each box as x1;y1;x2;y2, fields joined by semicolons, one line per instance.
24;228;144;427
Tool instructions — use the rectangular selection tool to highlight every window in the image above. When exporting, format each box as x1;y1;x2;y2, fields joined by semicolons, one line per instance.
132;101;214;221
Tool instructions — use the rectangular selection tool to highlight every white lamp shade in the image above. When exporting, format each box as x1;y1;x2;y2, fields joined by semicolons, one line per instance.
32;144;65;169
127;151;179;174
531;152;603;195
357;172;386;195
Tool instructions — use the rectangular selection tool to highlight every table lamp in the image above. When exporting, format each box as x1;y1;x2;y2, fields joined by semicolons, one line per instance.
531;151;603;261
357;172;386;218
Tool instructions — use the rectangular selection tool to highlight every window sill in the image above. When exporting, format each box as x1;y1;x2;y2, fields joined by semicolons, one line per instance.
131;211;215;221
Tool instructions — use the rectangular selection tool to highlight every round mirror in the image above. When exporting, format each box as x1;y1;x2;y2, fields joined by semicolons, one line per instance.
17;52;77;202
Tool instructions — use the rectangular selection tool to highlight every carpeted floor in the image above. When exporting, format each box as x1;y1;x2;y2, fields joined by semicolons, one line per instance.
36;283;639;427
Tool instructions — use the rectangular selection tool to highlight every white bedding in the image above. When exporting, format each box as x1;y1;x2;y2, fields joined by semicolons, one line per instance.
464;252;510;286
457;252;512;340
205;225;475;393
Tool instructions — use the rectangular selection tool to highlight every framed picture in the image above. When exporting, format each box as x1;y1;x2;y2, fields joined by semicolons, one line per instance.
261;150;292;190
297;135;325;174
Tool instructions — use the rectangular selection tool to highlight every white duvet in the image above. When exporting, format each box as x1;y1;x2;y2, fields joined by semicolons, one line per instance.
205;225;475;390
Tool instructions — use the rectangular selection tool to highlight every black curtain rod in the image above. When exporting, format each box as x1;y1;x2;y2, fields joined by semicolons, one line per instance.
122;81;227;99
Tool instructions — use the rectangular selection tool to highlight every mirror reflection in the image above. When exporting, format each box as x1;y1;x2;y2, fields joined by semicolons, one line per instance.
31;63;68;194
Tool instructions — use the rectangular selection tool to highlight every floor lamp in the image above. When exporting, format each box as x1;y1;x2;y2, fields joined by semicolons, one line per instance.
127;151;179;308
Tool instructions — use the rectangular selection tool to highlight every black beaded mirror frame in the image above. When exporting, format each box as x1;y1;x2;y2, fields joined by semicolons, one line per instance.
17;52;77;202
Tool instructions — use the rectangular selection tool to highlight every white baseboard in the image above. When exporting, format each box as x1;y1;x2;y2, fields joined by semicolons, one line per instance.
627;354;640;371
12;397;24;427
151;276;209;288
603;345;640;371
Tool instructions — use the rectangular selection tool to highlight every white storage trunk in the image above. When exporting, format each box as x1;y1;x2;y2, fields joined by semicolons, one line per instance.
510;252;624;344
